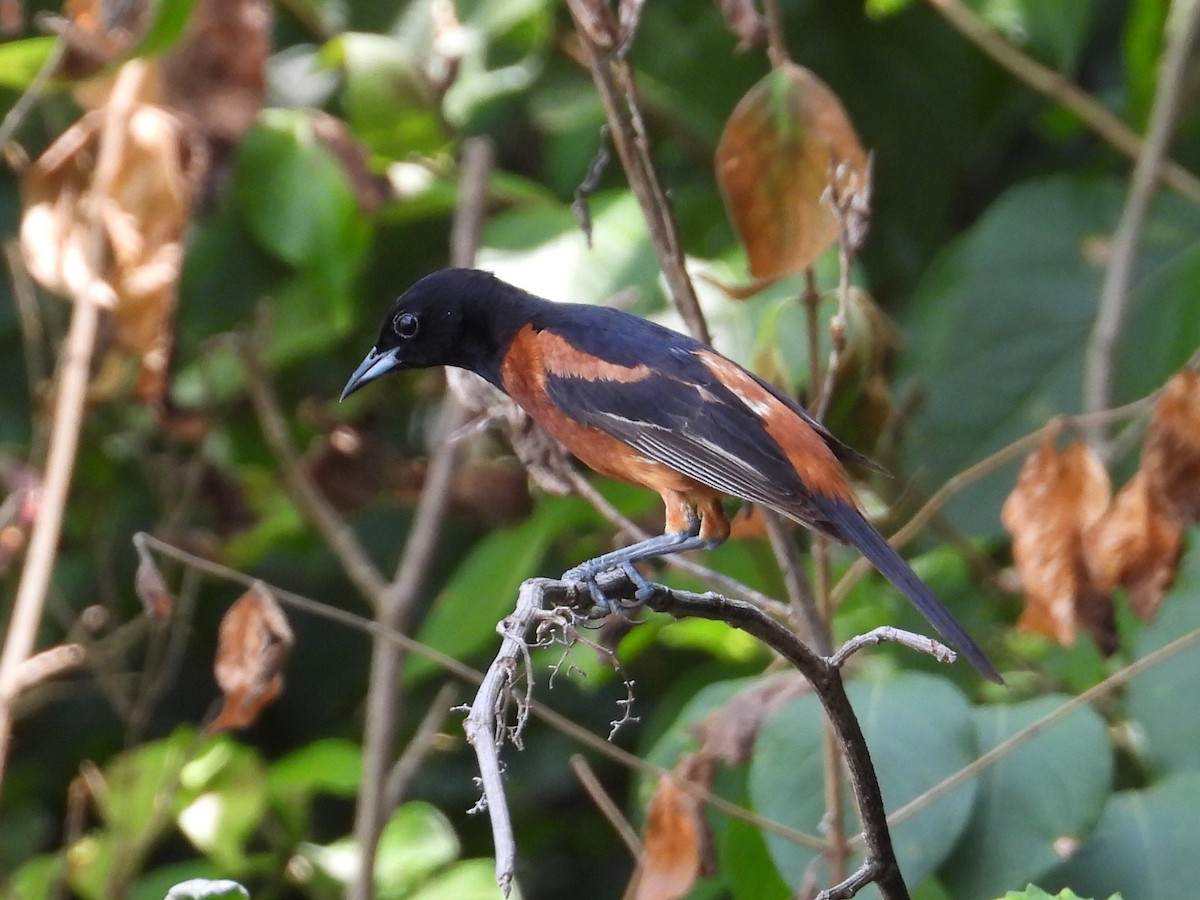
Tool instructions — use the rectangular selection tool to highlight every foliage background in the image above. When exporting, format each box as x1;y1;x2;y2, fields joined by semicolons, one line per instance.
1;0;1199;898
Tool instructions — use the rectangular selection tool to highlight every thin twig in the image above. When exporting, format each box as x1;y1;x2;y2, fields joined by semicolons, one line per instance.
351;136;494;900
1082;0;1200;457
384;682;459;810
0;37;67;149
0;60;148;790
926;0;1200;204
570;753;643;858
884;624;1200;832
240;338;388;601
565;0;710;344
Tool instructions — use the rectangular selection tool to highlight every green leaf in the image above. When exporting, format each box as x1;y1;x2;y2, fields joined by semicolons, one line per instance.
476;191;666;311
406;858;517;900
175;737;268;873
97;727;197;856
3;852;64;900
749;673;978;891
322;33;448;158
231;109;370;290
1127;531;1200;774
1002;888;1119;900
406;495;594;683
900;175;1200;537
300;802;460;896
964;0;1098;68
939;696;1112;899
0;38;56;90
133;0;199;57
1042;771;1200;898
269;737;363;799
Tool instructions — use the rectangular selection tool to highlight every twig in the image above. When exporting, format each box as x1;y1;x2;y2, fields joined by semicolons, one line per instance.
0;37;67;149
565;0;710;344
9;644;85;696
0;60;148;791
128;531;841;855
762;510;827;653
884;624;1200;832
570;753;643;858
1082;0;1200;458
240;338;388;600
350;136;494;900
926;0;1200;204
829;627;956;669
384;681;459;809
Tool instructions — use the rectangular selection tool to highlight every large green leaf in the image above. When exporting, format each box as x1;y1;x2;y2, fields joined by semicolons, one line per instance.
1126;531;1200;774
900;175;1200;537
1042;771;1200;898
406;495;595;684
231;109;370;293
939;696;1112;899
748;673;978;893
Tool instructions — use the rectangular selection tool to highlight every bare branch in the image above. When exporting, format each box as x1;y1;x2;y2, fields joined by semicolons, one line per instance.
829;627;956;669
0;59;149;788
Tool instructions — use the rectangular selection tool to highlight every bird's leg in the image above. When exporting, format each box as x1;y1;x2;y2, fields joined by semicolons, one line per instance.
565;508;721;613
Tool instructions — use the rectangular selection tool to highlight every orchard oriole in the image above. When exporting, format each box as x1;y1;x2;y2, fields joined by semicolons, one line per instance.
342;268;1000;681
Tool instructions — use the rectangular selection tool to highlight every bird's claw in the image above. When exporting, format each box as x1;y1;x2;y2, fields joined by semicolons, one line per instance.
564;561;660;619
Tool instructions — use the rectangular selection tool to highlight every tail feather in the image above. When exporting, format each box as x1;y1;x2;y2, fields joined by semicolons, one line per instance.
811;495;1003;683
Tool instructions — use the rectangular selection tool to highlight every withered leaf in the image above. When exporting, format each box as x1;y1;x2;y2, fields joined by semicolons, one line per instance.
631;754;713;900
20;70;200;403
1084;472;1182;621
208;584;294;732
1001;435;1112;648
1142;369;1200;525
716;62;869;279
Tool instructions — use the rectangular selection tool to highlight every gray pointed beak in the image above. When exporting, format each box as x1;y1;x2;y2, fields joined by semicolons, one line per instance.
341;347;403;400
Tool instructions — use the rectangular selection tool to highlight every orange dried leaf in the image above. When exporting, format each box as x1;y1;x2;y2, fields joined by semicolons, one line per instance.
1142;369;1200;525
1001;435;1111;647
716;62;869;279
209;584;294;732
632;756;713;900
1084;472;1183;620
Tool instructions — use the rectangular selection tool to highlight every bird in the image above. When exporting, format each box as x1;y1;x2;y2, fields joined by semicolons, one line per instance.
342;268;1000;682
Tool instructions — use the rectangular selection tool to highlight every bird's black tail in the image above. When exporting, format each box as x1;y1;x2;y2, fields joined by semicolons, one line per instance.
811;495;1003;683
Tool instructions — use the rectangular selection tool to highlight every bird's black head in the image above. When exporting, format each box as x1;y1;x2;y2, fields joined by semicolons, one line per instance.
341;268;524;400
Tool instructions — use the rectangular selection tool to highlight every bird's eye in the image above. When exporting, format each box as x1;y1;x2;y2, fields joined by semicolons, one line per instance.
393;312;419;339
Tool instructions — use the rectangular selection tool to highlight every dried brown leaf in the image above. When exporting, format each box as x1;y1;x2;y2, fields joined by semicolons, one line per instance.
632;754;713;900
209;584;294;732
20;78;200;403
1142;369;1200;524
716;62;869;279
1001;435;1112;648
1085;471;1183;621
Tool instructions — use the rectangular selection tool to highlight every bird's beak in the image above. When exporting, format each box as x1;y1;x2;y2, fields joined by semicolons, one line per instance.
341;347;403;400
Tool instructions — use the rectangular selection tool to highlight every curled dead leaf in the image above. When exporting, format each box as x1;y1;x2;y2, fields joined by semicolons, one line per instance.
208;584;294;732
20;73;201;402
1084;472;1182;621
1141;369;1200;525
631;754;714;900
1001;434;1113;649
716;62;869;279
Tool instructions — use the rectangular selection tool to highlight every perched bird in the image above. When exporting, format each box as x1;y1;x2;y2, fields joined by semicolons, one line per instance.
342;268;1000;682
